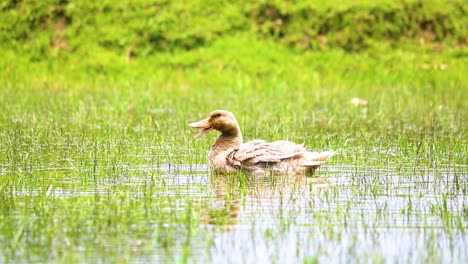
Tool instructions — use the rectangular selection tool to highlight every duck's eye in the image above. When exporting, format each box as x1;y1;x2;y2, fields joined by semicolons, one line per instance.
214;113;221;118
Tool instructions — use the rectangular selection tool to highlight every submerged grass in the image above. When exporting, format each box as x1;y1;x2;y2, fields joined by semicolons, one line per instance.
0;35;467;262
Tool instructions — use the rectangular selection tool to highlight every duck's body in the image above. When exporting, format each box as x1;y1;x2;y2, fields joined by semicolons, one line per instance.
189;110;334;176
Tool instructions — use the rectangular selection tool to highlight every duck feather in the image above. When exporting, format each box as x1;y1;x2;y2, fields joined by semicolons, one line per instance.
189;110;334;176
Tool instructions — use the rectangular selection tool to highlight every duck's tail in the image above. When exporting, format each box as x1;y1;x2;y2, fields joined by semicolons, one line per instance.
301;150;335;167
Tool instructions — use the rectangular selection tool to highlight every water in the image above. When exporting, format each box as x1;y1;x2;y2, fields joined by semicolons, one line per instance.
121;163;467;262
194;164;467;263
1;161;467;263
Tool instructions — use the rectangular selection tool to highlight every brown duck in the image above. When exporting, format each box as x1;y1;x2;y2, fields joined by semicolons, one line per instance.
189;110;334;176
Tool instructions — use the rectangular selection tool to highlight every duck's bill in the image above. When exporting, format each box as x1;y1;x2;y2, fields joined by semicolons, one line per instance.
189;119;213;138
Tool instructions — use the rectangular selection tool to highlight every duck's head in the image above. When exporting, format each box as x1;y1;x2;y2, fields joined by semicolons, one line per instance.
189;110;240;139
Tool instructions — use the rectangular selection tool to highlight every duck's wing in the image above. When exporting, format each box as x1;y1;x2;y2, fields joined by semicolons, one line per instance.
227;140;307;167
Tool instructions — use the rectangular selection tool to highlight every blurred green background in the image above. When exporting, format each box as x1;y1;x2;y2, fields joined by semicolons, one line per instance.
1;0;466;70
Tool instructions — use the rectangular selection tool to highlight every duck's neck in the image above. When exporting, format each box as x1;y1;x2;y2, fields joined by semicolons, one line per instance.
211;128;243;154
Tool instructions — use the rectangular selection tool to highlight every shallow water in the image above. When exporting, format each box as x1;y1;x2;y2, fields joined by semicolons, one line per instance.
1;161;467;263
197;164;467;263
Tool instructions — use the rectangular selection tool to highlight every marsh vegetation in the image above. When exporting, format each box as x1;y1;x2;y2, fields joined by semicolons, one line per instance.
1;0;467;262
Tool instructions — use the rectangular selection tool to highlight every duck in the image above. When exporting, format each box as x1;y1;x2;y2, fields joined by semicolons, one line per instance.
189;110;335;176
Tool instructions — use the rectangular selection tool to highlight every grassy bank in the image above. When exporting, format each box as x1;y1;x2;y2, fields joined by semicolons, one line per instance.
2;0;466;57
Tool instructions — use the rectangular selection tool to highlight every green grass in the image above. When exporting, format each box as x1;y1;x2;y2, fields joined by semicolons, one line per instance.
0;35;467;262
